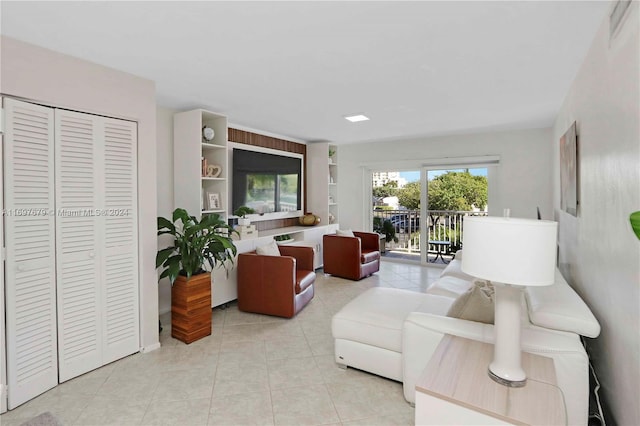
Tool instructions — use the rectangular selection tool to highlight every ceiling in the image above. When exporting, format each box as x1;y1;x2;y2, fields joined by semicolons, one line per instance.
1;1;610;145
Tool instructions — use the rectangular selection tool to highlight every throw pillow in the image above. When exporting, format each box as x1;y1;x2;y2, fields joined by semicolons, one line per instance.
256;240;281;256
336;229;355;237
446;280;495;324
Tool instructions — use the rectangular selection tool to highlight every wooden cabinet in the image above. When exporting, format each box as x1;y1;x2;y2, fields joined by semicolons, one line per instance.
306;142;338;226
173;109;228;219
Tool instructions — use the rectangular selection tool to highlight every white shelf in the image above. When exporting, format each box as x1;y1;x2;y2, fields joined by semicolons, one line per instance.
174;108;228;224
307;143;338;225
201;142;226;150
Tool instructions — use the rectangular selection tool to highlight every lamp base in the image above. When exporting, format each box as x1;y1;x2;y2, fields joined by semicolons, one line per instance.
490;283;528;388
488;367;527;388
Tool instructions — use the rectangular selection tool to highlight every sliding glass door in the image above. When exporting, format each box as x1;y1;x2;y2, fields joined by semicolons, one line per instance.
370;166;488;265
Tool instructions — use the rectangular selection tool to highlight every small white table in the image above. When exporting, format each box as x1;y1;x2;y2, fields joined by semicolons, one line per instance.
415;335;566;425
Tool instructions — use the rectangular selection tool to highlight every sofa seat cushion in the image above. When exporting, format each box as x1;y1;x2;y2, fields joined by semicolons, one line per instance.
332;287;454;353
525;269;600;338
361;249;380;264
295;270;315;294
426;276;474;299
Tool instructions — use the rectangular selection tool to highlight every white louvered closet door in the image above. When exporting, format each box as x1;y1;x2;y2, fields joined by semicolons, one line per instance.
55;110;102;382
3;98;58;409
55;113;139;379
100;117;139;364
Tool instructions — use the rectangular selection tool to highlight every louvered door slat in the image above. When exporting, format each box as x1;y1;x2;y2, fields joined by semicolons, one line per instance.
102;118;139;364
55;110;102;382
4;98;58;409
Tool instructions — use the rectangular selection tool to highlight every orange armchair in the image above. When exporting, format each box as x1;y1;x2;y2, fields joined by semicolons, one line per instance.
323;231;381;280
237;245;316;318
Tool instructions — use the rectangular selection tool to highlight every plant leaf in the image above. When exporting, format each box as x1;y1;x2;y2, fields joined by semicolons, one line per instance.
630;211;640;240
156;247;175;268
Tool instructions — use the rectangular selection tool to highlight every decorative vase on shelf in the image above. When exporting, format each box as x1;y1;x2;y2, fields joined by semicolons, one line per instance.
299;213;321;226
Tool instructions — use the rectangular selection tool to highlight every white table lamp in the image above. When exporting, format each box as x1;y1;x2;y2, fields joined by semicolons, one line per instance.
461;216;557;387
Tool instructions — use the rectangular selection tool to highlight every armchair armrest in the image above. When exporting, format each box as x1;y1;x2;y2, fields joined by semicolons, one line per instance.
354;231;380;251
279;245;314;271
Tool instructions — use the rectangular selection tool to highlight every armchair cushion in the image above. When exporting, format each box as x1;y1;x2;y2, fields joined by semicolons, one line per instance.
336;229;355;237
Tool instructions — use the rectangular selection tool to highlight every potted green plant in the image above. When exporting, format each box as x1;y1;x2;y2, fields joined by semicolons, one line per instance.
329;147;336;164
156;208;237;343
373;217;398;253
234;206;255;226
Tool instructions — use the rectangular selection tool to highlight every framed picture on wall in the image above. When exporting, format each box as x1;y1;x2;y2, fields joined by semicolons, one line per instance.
207;192;221;211
559;121;578;217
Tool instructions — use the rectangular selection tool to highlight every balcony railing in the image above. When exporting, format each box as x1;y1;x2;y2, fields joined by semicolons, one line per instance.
372;209;488;261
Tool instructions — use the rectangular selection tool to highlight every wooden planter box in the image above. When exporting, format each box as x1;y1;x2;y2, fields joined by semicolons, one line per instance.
171;273;212;344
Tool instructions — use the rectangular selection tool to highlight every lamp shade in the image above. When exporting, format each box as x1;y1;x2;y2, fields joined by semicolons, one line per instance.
461;217;558;287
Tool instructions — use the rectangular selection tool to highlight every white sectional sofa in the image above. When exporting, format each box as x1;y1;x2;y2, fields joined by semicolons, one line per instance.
332;252;600;426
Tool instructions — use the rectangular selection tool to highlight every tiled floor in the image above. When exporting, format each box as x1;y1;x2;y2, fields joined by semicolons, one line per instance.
1;261;443;426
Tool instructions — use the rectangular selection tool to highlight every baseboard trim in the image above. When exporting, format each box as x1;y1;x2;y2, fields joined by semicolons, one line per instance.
140;342;161;353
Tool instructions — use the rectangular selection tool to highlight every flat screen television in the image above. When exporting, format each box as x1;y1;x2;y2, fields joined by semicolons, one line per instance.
232;148;302;215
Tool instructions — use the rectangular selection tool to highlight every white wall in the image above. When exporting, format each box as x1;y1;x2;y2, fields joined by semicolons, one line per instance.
0;36;160;352
156;106;177;314
338;127;553;231
552;4;639;425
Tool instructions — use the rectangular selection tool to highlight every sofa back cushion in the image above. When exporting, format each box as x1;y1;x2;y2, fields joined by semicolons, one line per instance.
525;269;600;338
426;276;474;299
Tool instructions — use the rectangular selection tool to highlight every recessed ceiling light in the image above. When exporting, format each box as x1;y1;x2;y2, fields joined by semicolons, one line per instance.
344;114;370;122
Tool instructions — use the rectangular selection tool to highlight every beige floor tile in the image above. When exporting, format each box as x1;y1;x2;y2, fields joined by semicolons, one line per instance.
48;373;108;397
220;338;266;355
73;396;148;425
261;319;305;340
97;374;160;405
152;368;216;402
299;317;333;336
267;356;324;390
141;397;211;425
305;333;335;356
224;308;267;326
341;411;414;426
270;385;340;425
326;378;413;422
0;392;91;425
265;336;313;360
208;391;274;425
221;323;267;343
213;362;270;397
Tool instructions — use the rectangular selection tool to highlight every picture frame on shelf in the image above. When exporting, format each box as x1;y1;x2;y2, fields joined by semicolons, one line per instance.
207;192;221;210
205;164;222;178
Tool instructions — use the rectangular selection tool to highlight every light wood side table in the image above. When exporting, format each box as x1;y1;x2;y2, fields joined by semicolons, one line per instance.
415;335;566;425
